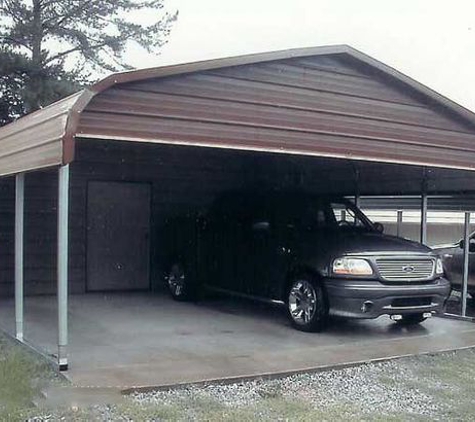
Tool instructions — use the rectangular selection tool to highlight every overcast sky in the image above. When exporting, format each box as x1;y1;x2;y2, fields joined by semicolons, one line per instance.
125;0;475;112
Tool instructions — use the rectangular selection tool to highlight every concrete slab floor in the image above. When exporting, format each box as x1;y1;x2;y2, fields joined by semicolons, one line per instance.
1;292;475;390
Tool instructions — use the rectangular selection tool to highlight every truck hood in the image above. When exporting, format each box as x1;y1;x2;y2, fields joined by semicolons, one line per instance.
330;231;433;255
431;242;459;250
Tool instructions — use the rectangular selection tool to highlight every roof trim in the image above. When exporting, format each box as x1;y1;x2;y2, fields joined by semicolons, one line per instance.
90;45;351;92
63;89;95;163
78;132;475;172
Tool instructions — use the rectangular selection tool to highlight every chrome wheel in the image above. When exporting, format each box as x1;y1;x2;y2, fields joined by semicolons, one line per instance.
168;264;185;297
288;280;317;325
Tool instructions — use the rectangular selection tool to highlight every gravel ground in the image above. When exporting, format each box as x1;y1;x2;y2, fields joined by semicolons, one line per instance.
130;359;443;419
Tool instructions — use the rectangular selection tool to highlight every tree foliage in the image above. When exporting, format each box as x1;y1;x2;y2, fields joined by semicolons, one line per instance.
0;0;177;124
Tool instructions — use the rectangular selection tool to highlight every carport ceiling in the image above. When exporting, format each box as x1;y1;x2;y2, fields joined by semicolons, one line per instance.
1;44;475;178
76;139;475;198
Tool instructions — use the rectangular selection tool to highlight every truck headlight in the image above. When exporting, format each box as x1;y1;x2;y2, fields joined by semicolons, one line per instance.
436;258;444;275
332;257;373;276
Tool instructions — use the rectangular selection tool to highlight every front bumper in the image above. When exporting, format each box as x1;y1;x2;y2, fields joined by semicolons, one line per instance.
324;277;451;319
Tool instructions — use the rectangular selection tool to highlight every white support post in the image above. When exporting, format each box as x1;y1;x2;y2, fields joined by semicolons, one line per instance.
15;173;25;341
420;169;428;245
354;167;360;208
396;210;403;238
420;193;428;245
57;165;69;371
461;212;470;317
340;209;346;221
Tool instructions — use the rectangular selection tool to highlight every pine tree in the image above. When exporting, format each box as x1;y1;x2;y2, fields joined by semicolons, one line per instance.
0;0;177;123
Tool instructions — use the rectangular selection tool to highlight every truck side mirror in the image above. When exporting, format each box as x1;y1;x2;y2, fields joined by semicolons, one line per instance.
459;239;475;253
373;222;384;233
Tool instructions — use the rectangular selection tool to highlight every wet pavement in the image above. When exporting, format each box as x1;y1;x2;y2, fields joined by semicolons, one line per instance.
0;292;474;390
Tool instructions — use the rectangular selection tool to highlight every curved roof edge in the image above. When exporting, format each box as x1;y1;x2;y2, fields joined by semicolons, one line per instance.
1;44;475;176
0;91;84;177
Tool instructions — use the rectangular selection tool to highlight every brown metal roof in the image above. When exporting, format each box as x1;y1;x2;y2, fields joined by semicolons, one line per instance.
0;91;84;176
88;45;475;125
1;44;475;177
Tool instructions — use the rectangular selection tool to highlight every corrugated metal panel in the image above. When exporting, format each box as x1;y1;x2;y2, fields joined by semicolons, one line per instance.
207;62;421;105
290;56;371;78
121;74;466;132
0;92;83;176
2;44;475;177
76;52;475;171
84;88;475;149
0;168;88;296
84;45;475;129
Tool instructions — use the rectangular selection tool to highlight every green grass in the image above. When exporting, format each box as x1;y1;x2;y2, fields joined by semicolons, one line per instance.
114;395;333;422
401;350;475;421
0;333;63;421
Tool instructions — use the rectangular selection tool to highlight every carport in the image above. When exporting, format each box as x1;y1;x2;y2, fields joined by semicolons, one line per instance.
1;45;475;384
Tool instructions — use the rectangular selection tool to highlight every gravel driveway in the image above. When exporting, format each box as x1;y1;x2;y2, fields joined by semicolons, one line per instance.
130;359;443;420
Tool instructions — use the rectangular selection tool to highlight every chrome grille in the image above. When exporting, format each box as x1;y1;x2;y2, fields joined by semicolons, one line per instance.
376;259;434;282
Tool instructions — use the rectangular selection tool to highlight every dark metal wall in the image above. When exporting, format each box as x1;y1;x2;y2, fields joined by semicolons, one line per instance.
77;54;475;170
0;170;62;296
0;177;14;296
70;140;256;293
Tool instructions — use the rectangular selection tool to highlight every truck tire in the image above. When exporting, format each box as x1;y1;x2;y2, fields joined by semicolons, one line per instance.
286;276;328;332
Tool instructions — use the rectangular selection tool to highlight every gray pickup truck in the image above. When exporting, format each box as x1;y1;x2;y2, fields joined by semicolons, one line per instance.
433;234;475;298
165;190;451;332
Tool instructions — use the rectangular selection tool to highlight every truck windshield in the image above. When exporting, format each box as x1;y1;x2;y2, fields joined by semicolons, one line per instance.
328;201;374;231
278;198;374;232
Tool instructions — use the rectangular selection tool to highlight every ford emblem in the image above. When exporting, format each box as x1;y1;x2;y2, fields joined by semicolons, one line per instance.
402;265;415;273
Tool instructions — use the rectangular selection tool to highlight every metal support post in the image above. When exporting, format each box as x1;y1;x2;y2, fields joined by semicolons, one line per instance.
340;209;346;221
354;167;360;208
420;192;428;245
57;165;69;371
461;212;470;317
15;173;25;341
396;210;403;238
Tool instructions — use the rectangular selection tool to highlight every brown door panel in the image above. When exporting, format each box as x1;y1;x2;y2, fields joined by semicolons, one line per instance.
87;181;151;291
